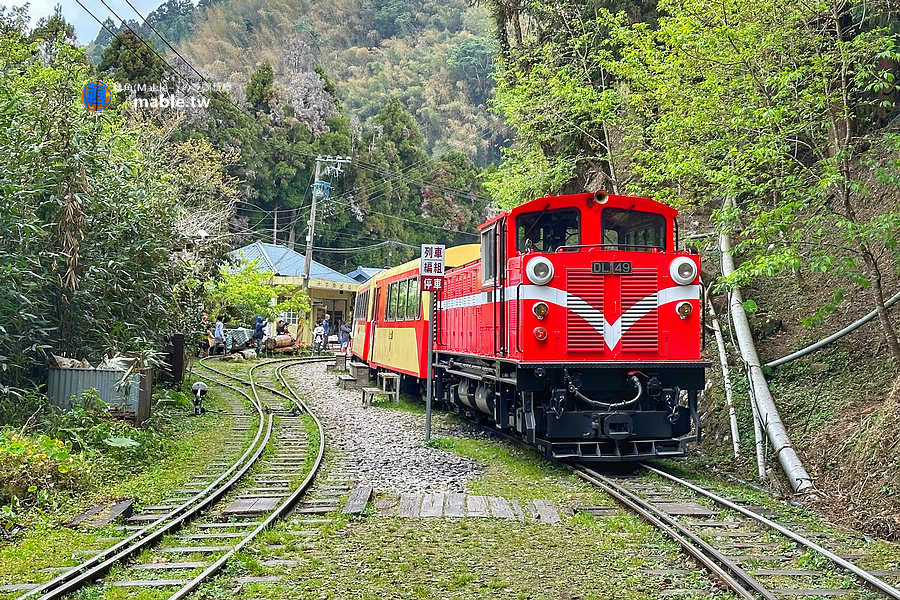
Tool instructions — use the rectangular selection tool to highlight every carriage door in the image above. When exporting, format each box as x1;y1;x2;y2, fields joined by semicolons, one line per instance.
371;286;382;361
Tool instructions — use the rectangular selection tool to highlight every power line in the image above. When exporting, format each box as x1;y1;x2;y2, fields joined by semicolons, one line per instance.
122;0;207;84
93;0;204;100
312;240;417;253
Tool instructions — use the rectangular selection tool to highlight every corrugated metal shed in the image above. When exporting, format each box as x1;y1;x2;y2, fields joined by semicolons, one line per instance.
230;242;358;284
48;368;141;411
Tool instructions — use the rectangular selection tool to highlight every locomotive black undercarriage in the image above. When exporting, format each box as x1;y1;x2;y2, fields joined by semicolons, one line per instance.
432;352;706;462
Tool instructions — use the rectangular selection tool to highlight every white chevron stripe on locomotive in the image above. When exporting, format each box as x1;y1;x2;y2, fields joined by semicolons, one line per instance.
437;284;700;350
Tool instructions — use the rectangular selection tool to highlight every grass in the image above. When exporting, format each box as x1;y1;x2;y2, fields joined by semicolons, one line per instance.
198;514;728;600
190;448;738;600
0;387;240;593
370;392;426;414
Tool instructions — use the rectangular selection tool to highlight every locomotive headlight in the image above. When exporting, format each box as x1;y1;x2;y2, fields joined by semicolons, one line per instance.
532;302;549;319
669;256;697;285
676;301;693;319
526;257;554;285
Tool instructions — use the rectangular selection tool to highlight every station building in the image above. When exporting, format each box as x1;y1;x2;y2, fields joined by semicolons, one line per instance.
230;242;359;345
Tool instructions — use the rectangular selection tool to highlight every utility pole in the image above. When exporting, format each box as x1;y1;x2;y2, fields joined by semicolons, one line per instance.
272;208;278;245
302;155;352;291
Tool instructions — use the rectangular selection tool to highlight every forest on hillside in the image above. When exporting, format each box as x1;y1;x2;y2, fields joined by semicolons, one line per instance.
87;0;498;270
90;0;504;165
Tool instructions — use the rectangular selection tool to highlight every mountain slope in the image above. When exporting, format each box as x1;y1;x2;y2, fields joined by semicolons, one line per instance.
93;0;506;164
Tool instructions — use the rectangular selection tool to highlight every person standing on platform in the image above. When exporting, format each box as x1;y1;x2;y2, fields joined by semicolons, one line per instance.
339;322;352;354
322;313;331;349
253;316;265;355
213;315;225;355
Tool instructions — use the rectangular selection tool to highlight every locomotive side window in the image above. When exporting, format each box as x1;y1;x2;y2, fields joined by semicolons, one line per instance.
481;226;496;285
601;207;666;252
516;207;580;253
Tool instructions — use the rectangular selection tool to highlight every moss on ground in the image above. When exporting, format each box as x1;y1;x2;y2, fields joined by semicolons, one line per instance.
201;514;731;600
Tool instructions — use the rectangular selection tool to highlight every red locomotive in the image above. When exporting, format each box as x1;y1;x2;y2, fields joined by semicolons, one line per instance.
351;191;706;461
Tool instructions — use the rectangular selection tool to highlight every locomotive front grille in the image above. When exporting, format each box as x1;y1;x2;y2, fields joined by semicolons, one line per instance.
566;269;604;351
621;269;658;352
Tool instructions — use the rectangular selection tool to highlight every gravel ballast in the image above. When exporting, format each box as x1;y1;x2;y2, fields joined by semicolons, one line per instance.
286;362;481;493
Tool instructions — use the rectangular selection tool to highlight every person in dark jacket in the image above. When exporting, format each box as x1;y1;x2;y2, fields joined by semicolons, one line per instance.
276;319;289;335
339;322;352;354
253;316;265;354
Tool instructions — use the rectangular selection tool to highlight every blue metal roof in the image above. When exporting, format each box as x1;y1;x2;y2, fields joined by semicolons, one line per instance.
346;266;385;282
230;242;358;285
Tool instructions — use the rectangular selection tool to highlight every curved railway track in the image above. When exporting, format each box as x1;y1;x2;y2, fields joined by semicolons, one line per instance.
15;355;330;600
573;465;900;600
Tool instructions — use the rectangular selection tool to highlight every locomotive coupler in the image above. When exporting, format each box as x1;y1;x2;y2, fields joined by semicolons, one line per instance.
662;386;681;423
551;388;566;419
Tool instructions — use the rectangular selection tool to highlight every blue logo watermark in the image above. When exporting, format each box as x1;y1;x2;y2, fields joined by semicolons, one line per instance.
82;81;111;111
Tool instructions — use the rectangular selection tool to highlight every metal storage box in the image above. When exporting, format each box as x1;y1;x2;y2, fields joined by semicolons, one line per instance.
48;368;141;413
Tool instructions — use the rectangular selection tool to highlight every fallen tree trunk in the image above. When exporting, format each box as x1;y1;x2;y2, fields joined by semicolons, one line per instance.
719;216;813;493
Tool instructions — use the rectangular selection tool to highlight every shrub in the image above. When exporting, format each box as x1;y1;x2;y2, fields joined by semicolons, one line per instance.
37;390;172;476
0;431;85;504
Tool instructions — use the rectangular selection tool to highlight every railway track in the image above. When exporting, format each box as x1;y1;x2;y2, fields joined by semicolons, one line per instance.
573;464;900;600
14;355;330;600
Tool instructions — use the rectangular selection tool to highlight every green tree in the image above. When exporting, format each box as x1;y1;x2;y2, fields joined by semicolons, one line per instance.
607;0;900;360
0;24;234;394
204;259;310;325
246;62;275;114
97;29;167;88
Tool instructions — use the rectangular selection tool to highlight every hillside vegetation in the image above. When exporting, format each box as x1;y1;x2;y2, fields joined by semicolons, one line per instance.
481;0;900;535
88;0;497;270
91;0;505;164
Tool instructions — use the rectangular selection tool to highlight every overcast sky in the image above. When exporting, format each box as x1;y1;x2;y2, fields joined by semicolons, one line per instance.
5;0;167;44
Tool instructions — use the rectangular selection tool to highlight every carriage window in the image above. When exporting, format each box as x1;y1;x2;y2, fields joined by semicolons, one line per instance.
602;207;666;252
396;279;409;320
481;226;496;285
354;290;369;320
516;207;580;253
405;278;420;319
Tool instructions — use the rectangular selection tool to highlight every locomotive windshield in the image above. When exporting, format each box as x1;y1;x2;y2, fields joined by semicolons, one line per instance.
601;207;666;251
516;207;580;252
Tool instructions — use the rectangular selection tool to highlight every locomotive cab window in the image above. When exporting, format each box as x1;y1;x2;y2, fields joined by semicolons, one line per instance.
601;207;666;252
516;207;580;253
481;226;497;286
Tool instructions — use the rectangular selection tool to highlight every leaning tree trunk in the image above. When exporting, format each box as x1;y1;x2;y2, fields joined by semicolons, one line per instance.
862;250;900;362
